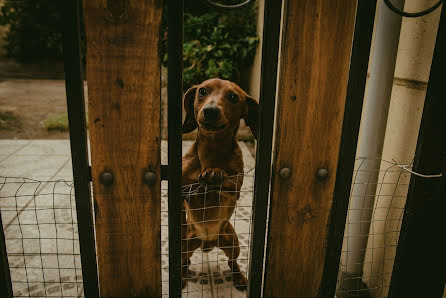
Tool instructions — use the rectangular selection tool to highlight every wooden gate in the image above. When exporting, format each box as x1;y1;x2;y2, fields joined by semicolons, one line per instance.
1;0;444;298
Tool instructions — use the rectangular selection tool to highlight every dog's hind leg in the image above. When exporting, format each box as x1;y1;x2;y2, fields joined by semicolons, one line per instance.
181;205;202;289
181;235;201;289
218;221;247;291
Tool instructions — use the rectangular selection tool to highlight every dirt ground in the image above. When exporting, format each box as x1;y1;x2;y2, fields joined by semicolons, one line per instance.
0;78;256;156
0;79;71;139
0;58;255;155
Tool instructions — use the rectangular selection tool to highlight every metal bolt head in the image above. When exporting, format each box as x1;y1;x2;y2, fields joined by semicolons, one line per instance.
279;167;291;180
143;171;157;186
316;168;329;181
100;172;114;186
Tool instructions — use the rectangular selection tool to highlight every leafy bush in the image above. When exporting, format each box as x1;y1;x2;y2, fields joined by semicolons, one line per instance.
163;1;259;90
0;1;65;60
0;0;259;89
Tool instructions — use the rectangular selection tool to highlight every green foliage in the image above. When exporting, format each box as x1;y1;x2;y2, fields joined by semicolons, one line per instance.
42;113;69;131
163;1;259;90
0;111;18;129
42;112;88;131
0;0;66;61
0;0;258;89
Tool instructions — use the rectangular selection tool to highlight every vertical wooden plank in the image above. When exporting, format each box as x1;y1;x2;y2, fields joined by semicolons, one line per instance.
83;0;162;296
320;0;376;296
264;1;357;297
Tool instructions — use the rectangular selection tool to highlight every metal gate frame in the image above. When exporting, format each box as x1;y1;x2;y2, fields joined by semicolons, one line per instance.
62;1;99;296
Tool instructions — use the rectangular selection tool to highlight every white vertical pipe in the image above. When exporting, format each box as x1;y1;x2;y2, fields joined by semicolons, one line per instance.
363;1;442;296
338;0;404;295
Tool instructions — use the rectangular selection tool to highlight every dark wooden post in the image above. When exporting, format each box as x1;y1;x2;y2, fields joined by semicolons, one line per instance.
63;0;100;296
0;213;13;298
388;5;446;297
83;0;163;296
264;1;358;297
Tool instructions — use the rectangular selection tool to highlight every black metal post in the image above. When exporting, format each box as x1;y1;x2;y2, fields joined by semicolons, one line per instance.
167;0;183;296
319;1;377;297
62;1;100;297
0;213;13;298
247;1;282;297
388;5;446;297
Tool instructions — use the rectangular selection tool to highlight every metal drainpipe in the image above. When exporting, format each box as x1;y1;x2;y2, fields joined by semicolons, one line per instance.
336;0;404;297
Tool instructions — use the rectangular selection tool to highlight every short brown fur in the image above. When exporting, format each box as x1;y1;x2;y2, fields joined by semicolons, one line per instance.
181;78;258;291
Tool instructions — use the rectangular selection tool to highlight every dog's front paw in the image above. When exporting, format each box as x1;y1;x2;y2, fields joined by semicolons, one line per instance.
233;272;247;292
198;168;227;185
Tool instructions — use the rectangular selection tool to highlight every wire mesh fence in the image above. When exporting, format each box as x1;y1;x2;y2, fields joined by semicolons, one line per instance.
161;169;255;297
160;141;256;297
336;157;415;298
2;154;426;298
0;170;256;298
0;176;83;297
0;140;256;298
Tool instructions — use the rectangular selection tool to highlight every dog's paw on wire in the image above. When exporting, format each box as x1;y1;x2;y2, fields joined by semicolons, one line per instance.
198;168;227;185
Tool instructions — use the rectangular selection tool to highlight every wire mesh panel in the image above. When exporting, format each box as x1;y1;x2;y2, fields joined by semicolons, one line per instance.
0;140;256;297
161;141;255;297
0;176;84;297
337;158;414;298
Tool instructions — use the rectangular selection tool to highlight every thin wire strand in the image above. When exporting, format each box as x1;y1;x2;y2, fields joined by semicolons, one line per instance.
338;157;417;297
394;163;442;178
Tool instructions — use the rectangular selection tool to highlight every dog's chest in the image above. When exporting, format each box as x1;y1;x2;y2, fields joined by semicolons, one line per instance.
184;191;236;240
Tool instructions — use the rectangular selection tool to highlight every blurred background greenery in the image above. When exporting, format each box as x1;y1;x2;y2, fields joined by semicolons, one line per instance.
0;0;259;90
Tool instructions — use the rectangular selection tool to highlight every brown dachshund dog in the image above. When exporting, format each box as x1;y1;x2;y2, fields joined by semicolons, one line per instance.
181;78;258;291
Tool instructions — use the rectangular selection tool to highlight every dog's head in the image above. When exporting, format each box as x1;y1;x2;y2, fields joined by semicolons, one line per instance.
182;78;259;139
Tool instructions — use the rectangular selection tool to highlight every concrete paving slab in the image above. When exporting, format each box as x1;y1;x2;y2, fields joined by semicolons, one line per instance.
0;140;31;156
16;140;71;156
53;162;74;180
0;155;69;178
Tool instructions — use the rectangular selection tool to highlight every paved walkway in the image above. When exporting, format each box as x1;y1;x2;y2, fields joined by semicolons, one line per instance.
0;140;254;297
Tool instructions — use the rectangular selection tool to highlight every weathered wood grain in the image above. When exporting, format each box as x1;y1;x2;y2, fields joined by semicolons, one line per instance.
264;1;357;297
83;0;162;296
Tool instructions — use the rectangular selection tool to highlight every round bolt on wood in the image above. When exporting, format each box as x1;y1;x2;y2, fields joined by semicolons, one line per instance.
100;172;114;186
316;168;329;181
144;171;157;186
279;167;291;180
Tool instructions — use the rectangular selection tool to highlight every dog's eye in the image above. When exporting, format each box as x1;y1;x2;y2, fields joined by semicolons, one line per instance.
229;93;239;103
198;88;207;97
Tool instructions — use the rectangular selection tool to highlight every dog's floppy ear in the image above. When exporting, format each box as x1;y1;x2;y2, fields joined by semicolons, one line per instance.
182;86;198;134
243;94;259;140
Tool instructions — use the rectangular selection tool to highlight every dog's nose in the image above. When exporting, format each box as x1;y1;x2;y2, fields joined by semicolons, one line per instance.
203;105;220;121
